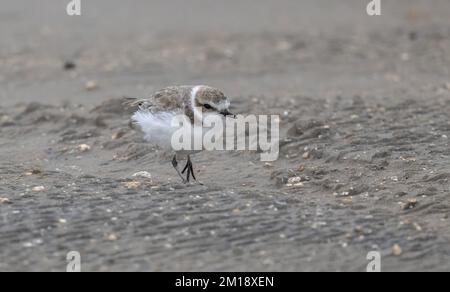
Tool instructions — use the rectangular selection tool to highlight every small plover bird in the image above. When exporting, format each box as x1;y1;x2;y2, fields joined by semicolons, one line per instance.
126;85;234;183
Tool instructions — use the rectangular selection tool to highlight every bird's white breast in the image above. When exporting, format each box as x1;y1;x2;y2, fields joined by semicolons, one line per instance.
132;110;178;149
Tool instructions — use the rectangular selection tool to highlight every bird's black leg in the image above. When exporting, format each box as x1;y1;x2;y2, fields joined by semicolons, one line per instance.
182;161;189;175
181;157;191;182
189;159;197;181
179;155;202;184
181;155;199;183
172;154;187;183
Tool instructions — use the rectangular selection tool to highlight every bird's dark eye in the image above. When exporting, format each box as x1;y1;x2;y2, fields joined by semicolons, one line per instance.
204;104;213;110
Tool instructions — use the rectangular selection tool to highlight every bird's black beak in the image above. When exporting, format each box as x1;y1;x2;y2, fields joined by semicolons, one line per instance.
220;110;236;118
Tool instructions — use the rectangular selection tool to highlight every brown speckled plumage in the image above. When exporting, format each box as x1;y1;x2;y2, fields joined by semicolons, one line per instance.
194;86;227;107
125;86;194;123
125;85;228;124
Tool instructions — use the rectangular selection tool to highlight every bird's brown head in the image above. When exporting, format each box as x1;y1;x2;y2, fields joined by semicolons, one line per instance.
193;86;234;117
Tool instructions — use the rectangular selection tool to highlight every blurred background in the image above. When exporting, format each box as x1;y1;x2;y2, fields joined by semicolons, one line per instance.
1;0;449;106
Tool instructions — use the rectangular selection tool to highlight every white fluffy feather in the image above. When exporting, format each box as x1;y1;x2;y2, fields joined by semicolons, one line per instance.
132;110;178;149
132;109;226;155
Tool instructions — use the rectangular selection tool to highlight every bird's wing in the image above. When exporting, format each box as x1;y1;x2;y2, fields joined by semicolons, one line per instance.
124;86;192;113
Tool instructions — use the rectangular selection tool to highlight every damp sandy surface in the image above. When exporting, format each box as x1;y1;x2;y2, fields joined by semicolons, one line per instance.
1;0;450;271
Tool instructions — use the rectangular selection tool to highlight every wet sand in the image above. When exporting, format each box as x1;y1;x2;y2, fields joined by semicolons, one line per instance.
1;0;450;271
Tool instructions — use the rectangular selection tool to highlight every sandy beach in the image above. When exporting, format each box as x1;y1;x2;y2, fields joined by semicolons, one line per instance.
1;0;450;271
